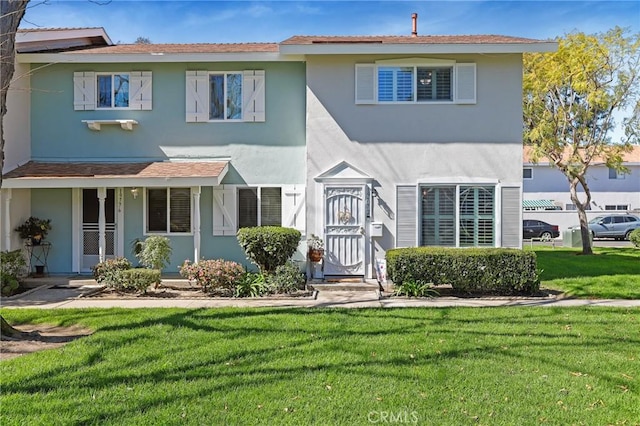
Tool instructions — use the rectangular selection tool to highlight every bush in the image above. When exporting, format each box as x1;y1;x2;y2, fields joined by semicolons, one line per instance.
236;226;301;273
1;249;27;279
630;228;640;248
386;247;539;295
179;259;245;292
235;272;268;297
92;257;132;289
267;261;305;293
119;269;161;293
1;272;20;296
393;279;439;298
136;235;172;270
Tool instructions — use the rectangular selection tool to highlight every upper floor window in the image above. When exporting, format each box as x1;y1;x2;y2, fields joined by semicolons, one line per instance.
609;168;625;179
186;70;265;123
74;71;152;111
146;188;191;234
97;73;130;108
523;168;533;179
209;73;242;120
605;205;628;211
355;60;475;105
377;66;453;102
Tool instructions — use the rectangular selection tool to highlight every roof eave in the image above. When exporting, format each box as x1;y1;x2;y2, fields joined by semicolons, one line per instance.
279;42;558;55
17;51;304;63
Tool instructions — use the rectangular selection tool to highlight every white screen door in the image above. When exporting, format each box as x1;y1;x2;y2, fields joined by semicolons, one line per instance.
324;185;365;276
82;189;116;271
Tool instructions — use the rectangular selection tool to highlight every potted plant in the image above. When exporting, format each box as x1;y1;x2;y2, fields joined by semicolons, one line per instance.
307;234;324;262
15;217;52;245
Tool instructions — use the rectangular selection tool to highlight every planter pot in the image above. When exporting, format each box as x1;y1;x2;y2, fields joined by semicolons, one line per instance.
31;236;43;245
34;265;45;276
308;249;324;263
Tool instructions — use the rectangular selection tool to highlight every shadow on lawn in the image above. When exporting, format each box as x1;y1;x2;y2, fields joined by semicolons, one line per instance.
535;248;640;281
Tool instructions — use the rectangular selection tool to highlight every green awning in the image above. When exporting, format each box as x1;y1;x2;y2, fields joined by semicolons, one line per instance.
522;199;561;210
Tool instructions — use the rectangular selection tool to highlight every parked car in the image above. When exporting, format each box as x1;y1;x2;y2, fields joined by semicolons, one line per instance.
574;214;640;241
523;220;560;240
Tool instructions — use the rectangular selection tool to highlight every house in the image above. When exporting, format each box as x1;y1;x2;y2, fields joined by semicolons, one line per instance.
522;146;640;234
1;22;555;278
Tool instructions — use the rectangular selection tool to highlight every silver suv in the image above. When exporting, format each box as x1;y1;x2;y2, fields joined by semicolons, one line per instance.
582;214;640;241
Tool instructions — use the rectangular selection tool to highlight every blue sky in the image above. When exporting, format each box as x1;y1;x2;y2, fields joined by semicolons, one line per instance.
20;1;639;44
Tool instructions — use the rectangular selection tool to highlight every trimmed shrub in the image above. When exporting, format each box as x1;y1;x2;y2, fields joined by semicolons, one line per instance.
92;257;133;289
630;228;640;248
387;247;539;295
136;235;172;271
235;272;268;297
119;269;161;293
1;249;27;279
1;272;20;296
179;259;245;292
236;226;301;273
267;261;306;293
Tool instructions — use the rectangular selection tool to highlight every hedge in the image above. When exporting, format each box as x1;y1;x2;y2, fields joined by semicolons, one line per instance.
386;247;539;295
236;226;301;273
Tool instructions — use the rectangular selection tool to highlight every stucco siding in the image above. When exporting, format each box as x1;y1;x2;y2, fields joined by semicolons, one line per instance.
4;61;31;173
28;61;306;184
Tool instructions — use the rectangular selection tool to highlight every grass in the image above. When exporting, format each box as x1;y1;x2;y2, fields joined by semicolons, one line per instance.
1;307;639;425
530;247;640;299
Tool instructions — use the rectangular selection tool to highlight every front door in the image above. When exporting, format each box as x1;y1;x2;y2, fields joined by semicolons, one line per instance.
323;185;365;276
82;188;116;271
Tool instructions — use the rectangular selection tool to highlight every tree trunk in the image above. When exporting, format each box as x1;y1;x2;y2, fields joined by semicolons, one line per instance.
1;315;38;340
1;0;29;188
569;177;593;255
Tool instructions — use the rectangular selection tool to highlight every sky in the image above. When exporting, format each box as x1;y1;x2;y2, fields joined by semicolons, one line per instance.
19;0;640;45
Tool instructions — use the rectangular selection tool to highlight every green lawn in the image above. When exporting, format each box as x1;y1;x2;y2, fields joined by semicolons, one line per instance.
531;247;640;299
1;308;639;425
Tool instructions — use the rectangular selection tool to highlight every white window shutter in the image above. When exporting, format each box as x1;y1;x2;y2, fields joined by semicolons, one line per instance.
282;185;306;235
396;185;417;247
501;186;521;248
455;63;476;104
130;71;152;110
355;64;376;104
242;70;265;122
186;71;209;122
212;186;237;236
73;72;95;110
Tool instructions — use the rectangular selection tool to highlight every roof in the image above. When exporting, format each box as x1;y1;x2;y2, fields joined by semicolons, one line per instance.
16;27;112;53
67;43;280;54
279;34;557;55
2;161;229;188
523;145;640;165
281;34;548;45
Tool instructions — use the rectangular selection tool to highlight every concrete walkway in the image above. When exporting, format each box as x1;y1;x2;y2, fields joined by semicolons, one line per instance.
2;276;640;309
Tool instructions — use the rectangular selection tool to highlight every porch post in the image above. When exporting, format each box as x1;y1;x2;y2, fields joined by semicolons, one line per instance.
193;186;201;263
2;189;11;251
97;187;106;263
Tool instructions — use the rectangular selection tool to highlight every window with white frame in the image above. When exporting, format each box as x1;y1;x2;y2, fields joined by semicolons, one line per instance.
605;204;629;211
609;168;626;179
238;187;282;228
419;185;495;247
523;168;533;179
185;70;265;122
97;73;130;108
356;60;475;105
74;71;152;110
146;188;191;234
209;73;242;120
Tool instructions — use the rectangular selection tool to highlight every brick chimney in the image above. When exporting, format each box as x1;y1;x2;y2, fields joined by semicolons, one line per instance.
411;13;418;37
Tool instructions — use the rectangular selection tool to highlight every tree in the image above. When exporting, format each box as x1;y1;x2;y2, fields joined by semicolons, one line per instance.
1;0;29;340
523;27;640;255
134;36;151;44
1;0;28;190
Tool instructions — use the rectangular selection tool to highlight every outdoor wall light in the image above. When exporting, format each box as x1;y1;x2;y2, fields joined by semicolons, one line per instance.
131;187;139;199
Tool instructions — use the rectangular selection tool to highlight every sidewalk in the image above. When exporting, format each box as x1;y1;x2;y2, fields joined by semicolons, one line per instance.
3;276;640;309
